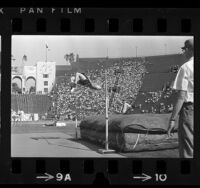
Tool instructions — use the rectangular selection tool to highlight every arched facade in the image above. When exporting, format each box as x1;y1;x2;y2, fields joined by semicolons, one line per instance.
12;74;37;94
11;62;56;94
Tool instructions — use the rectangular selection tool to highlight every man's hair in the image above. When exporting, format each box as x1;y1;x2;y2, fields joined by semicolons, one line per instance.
182;39;194;52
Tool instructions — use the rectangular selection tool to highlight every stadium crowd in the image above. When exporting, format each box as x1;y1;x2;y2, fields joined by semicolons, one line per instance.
136;88;175;114
49;58;147;120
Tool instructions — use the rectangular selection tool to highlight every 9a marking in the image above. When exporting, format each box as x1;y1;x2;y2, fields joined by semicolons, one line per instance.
56;173;72;182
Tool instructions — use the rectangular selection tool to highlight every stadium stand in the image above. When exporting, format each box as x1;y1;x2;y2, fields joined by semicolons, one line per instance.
50;57;146;120
133;54;185;114
11;94;51;115
51;54;185;120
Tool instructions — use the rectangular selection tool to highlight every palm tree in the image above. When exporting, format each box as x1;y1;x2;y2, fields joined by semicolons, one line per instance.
64;54;69;62
64;53;75;64
69;53;74;63
22;54;27;67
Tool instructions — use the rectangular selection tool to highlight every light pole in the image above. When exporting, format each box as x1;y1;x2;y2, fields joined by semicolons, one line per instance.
45;44;50;63
136;46;138;57
45;44;48;62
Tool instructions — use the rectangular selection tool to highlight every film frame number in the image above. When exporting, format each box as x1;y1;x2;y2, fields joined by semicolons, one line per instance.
155;174;167;182
56;173;72;182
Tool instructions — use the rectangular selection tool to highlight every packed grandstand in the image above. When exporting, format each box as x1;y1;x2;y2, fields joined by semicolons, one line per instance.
11;54;185;121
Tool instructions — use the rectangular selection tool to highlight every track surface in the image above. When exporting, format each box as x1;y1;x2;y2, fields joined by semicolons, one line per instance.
11;121;179;158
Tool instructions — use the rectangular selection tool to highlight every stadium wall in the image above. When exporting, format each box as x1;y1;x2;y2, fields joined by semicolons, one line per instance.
11;94;52;114
133;54;185;113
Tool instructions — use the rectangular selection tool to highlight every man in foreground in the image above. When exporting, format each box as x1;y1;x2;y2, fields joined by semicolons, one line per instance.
167;39;194;158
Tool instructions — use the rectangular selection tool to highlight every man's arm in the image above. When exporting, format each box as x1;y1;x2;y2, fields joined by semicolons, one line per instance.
167;90;186;136
170;90;186;121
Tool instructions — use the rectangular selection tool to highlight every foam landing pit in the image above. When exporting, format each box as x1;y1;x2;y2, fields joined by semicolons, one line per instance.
79;114;178;152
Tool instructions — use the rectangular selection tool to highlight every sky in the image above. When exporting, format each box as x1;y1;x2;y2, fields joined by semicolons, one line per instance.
12;35;193;66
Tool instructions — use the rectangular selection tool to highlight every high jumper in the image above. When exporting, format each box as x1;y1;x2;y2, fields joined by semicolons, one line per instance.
70;72;102;92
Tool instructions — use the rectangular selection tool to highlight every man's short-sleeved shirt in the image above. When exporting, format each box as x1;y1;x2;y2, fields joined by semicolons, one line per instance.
172;57;194;103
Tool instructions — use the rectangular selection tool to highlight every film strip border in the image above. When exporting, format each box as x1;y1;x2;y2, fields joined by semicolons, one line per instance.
0;8;197;35
0;9;198;34
0;8;200;184
8;158;194;184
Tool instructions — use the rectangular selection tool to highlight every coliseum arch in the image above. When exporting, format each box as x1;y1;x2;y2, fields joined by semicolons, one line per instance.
26;76;36;93
12;76;23;93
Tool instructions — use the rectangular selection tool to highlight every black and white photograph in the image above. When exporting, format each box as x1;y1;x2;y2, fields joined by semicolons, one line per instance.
11;35;194;158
